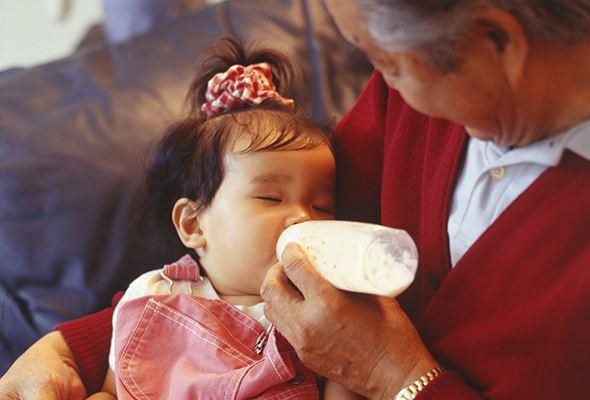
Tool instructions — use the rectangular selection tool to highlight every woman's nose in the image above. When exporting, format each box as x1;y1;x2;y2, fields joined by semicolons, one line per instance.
284;207;311;227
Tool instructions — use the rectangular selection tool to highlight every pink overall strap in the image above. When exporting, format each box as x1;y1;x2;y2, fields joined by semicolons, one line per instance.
161;254;202;282
115;295;320;399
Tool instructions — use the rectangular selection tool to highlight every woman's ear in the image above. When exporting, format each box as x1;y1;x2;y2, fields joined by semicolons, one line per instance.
477;8;529;89
172;198;206;250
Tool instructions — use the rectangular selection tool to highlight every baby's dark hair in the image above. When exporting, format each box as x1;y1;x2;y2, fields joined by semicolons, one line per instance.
136;37;332;251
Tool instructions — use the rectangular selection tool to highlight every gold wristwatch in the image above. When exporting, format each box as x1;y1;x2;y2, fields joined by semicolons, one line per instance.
394;366;444;400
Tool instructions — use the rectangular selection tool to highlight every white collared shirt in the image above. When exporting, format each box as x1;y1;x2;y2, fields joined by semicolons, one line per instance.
448;120;590;267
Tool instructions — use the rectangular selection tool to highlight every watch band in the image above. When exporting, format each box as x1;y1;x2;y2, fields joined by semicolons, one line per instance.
394;366;444;400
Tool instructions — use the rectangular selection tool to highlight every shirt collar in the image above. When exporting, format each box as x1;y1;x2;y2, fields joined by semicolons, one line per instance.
480;118;590;169
566;121;590;161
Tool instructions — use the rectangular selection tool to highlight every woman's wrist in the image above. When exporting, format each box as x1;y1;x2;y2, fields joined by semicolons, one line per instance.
41;331;83;378
0;331;87;399
44;331;77;364
393;365;444;400
373;354;440;400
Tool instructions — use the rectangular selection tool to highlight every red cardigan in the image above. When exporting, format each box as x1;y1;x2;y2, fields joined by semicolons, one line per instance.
58;72;590;398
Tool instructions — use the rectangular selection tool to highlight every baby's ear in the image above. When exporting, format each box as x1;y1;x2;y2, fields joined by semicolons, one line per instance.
172;198;206;250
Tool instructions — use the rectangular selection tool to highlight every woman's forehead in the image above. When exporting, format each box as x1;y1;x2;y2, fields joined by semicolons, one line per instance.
325;0;368;46
325;0;393;64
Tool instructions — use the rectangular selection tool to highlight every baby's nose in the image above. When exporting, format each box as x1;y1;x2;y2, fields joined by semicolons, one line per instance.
284;208;311;227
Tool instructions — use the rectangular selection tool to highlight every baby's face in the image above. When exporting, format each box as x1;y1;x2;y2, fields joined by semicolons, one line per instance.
196;141;335;298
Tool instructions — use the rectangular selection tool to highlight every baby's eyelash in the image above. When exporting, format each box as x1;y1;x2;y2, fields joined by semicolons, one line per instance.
314;206;334;214
256;196;282;202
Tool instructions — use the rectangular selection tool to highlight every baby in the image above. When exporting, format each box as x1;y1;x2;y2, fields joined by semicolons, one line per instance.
89;38;359;399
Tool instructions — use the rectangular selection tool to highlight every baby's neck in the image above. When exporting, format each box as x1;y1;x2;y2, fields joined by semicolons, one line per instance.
220;293;263;306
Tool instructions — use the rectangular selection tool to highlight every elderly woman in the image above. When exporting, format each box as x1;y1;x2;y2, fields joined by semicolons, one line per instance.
2;0;590;399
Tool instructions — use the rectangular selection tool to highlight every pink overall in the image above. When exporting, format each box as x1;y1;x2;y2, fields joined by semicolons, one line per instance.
113;257;319;399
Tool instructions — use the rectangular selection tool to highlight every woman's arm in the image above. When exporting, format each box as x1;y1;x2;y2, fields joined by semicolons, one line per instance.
324;379;362;399
55;300;117;393
86;368;117;400
86;393;116;400
0;331;87;400
261;244;483;400
102;368;117;396
0;299;117;399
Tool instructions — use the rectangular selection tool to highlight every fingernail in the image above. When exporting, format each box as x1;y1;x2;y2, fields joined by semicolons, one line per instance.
283;243;303;260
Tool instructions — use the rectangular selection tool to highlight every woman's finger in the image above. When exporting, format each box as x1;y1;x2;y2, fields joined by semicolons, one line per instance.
260;262;304;306
280;243;334;299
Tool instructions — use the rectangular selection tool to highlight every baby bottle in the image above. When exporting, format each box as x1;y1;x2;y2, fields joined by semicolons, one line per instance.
276;221;418;297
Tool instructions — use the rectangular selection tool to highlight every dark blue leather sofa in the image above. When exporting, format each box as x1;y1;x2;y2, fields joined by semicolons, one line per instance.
0;0;371;372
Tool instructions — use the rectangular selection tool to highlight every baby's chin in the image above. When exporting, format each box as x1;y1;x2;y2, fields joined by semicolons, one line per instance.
219;292;263;307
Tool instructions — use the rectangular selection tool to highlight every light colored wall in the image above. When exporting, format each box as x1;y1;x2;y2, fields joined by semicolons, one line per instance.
0;0;104;71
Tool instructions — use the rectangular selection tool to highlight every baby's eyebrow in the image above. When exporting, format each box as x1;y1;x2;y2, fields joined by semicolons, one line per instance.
249;173;292;184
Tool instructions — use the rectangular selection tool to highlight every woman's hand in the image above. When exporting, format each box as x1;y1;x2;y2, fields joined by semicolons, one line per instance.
0;331;87;400
261;244;438;400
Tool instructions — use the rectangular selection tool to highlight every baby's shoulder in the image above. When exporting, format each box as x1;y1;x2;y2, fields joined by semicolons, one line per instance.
120;267;217;304
121;269;167;302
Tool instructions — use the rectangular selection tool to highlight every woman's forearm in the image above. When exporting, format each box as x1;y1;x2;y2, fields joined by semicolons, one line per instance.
56;302;117;392
0;331;87;399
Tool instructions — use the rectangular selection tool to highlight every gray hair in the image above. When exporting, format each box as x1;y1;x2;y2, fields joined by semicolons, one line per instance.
359;0;590;72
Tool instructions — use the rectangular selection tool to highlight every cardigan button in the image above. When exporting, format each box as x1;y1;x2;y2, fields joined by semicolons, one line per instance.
288;372;306;385
428;272;441;288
